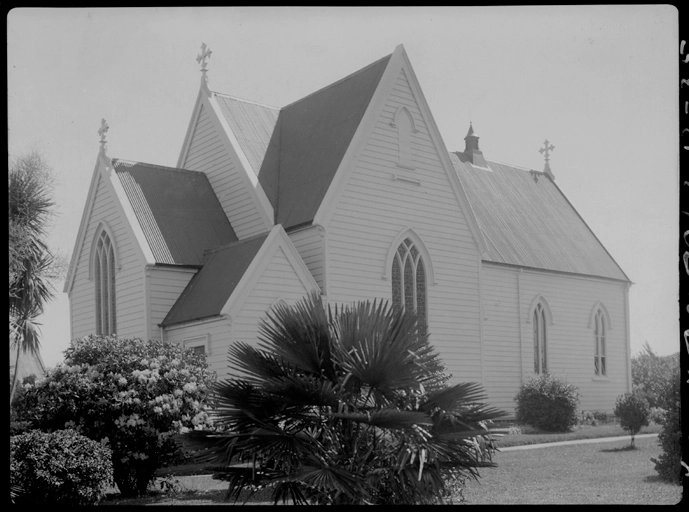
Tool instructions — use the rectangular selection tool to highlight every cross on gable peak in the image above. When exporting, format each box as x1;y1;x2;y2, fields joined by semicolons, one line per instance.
196;43;212;80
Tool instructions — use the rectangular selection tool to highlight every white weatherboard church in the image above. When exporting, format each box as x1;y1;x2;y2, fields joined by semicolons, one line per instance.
64;44;632;416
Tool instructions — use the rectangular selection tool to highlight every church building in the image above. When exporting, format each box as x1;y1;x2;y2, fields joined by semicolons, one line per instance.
64;44;632;415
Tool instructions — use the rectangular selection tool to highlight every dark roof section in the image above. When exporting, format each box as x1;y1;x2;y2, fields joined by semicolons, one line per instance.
160;233;269;327
114;159;238;266
450;154;630;282
258;53;392;229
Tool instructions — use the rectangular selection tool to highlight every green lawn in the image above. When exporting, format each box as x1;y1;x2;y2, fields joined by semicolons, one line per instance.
460;436;680;505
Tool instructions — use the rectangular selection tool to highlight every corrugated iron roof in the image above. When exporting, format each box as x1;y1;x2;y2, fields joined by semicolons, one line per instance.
214;95;280;177
450;154;629;281
114;159;237;265
160;233;268;326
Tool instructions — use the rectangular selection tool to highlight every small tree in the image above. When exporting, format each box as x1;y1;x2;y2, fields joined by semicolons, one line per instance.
631;341;679;408
19;335;216;496
613;392;650;448
650;365;682;483
179;293;505;505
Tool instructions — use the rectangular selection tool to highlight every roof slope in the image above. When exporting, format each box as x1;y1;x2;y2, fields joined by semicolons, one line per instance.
161;233;269;326
450;154;629;282
114;159;237;265
247;54;391;229
214;95;280;177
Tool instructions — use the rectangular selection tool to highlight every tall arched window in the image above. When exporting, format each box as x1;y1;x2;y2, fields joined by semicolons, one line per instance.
593;308;606;376
533;302;547;374
391;237;427;336
391;106;415;170
94;230;116;335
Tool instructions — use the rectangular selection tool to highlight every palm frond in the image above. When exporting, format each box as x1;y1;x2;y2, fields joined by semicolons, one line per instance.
326;408;433;429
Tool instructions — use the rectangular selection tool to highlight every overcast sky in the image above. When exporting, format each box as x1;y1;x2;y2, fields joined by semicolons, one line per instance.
7;6;679;368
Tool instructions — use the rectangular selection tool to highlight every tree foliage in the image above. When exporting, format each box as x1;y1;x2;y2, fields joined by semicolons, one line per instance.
8;150;64;404
631;341;679;408
613;392;650;447
17;335;216;497
179;293;505;505
650;364;682;483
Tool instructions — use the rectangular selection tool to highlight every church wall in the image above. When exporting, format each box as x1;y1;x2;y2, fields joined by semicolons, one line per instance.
69;174;146;340
165;246;316;382
288;225;325;292
182;104;266;239
324;68;483;384
147;266;197;341
482;262;629;415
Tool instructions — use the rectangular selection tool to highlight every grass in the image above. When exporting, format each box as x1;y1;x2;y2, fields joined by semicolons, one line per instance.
459;436;681;504
101;420;673;506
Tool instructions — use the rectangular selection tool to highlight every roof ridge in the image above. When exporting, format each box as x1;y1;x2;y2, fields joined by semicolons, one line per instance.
280;53;392;111
202;230;270;256
211;91;280;111
482;157;538;173
112;158;206;175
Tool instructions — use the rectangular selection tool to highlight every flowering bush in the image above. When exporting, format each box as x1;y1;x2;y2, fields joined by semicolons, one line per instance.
10;429;114;505
19;335;216;496
514;373;580;432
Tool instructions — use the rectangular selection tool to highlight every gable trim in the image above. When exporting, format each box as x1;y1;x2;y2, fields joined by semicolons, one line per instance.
177;86;208;169
205;92;275;232
220;224;320;321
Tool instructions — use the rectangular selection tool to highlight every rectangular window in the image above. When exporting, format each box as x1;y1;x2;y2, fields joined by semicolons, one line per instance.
183;335;210;355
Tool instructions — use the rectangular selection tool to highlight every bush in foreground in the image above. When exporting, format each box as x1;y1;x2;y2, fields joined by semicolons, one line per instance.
613;392;649;447
651;365;682;483
179;293;505;505
514;373;580;432
10;429;114;505
18;335;216;497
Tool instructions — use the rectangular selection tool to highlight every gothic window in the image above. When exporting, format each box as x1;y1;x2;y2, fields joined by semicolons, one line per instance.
533;302;547;374
593;308;606;376
392;237;427;336
94;230;116;335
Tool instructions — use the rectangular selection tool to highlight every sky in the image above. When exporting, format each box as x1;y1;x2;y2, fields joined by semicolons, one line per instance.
7;6;679;368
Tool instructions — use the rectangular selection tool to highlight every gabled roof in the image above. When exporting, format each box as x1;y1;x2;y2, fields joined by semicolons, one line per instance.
213;94;280;177
113;159;237;266
215;54;391;230
161;232;269;326
449;154;630;282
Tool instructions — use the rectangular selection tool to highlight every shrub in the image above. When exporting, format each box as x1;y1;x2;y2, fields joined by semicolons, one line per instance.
649;407;666;425
651;365;682;484
10;429;114;505
179;294;505;505
613;392;649;447
514;373;580;432
19;335;216;497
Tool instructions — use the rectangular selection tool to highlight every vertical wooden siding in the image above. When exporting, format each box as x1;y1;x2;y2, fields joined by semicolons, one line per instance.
325;69;483;383
482;262;629;414
182;104;266;240
70;175;146;340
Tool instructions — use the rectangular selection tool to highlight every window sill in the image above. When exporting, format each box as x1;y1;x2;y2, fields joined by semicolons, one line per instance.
591;376;610;382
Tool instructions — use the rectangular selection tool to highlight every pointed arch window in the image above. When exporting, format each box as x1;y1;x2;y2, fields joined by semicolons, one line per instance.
533;302;547;374
94;230;116;335
391;237;427;336
593;308;607;376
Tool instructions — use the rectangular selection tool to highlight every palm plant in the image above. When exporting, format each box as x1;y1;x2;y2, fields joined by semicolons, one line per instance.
180;293;505;505
9;151;57;406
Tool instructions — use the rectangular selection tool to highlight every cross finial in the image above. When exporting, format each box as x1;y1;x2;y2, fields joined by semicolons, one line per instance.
196;43;212;80
539;139;555;178
98;118;109;143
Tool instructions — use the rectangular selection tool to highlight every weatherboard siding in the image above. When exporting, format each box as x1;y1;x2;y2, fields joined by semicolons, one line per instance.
182;104;266;239
325;68;483;384
288;226;325;292
164;246;315;380
482;262;629;415
147;267;197;341
70;174;146;340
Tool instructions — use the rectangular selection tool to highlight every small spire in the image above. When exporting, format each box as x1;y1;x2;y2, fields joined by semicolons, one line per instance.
98;118;109;155
196;43;212;83
539;139;555;179
464;122;480;153
465;122;478;139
